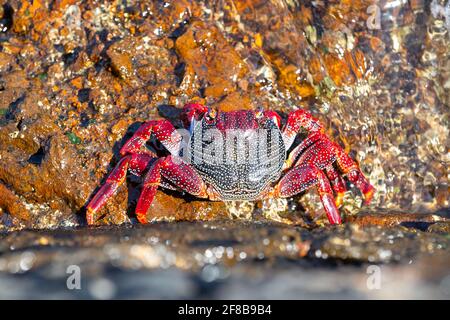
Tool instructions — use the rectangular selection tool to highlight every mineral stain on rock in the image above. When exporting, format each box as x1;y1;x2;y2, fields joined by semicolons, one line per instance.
0;0;449;298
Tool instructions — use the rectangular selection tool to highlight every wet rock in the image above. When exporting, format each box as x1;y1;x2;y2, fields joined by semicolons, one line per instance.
0;0;448;300
0;126;93;227
175;21;248;102
0;69;29;110
0;0;447;267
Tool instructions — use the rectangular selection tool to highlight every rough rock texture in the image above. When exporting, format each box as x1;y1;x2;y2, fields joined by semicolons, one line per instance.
0;0;448;228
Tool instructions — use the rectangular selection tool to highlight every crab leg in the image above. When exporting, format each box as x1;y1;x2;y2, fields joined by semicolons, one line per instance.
86;153;153;225
333;142;375;204
282;109;324;150
325;165;347;207
135;156;208;223
120;120;183;156
274;164;341;225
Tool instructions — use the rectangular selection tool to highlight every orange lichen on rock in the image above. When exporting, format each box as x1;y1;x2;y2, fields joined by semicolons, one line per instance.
369;36;385;52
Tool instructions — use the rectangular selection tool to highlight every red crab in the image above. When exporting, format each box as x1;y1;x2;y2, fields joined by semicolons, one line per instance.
86;103;375;225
